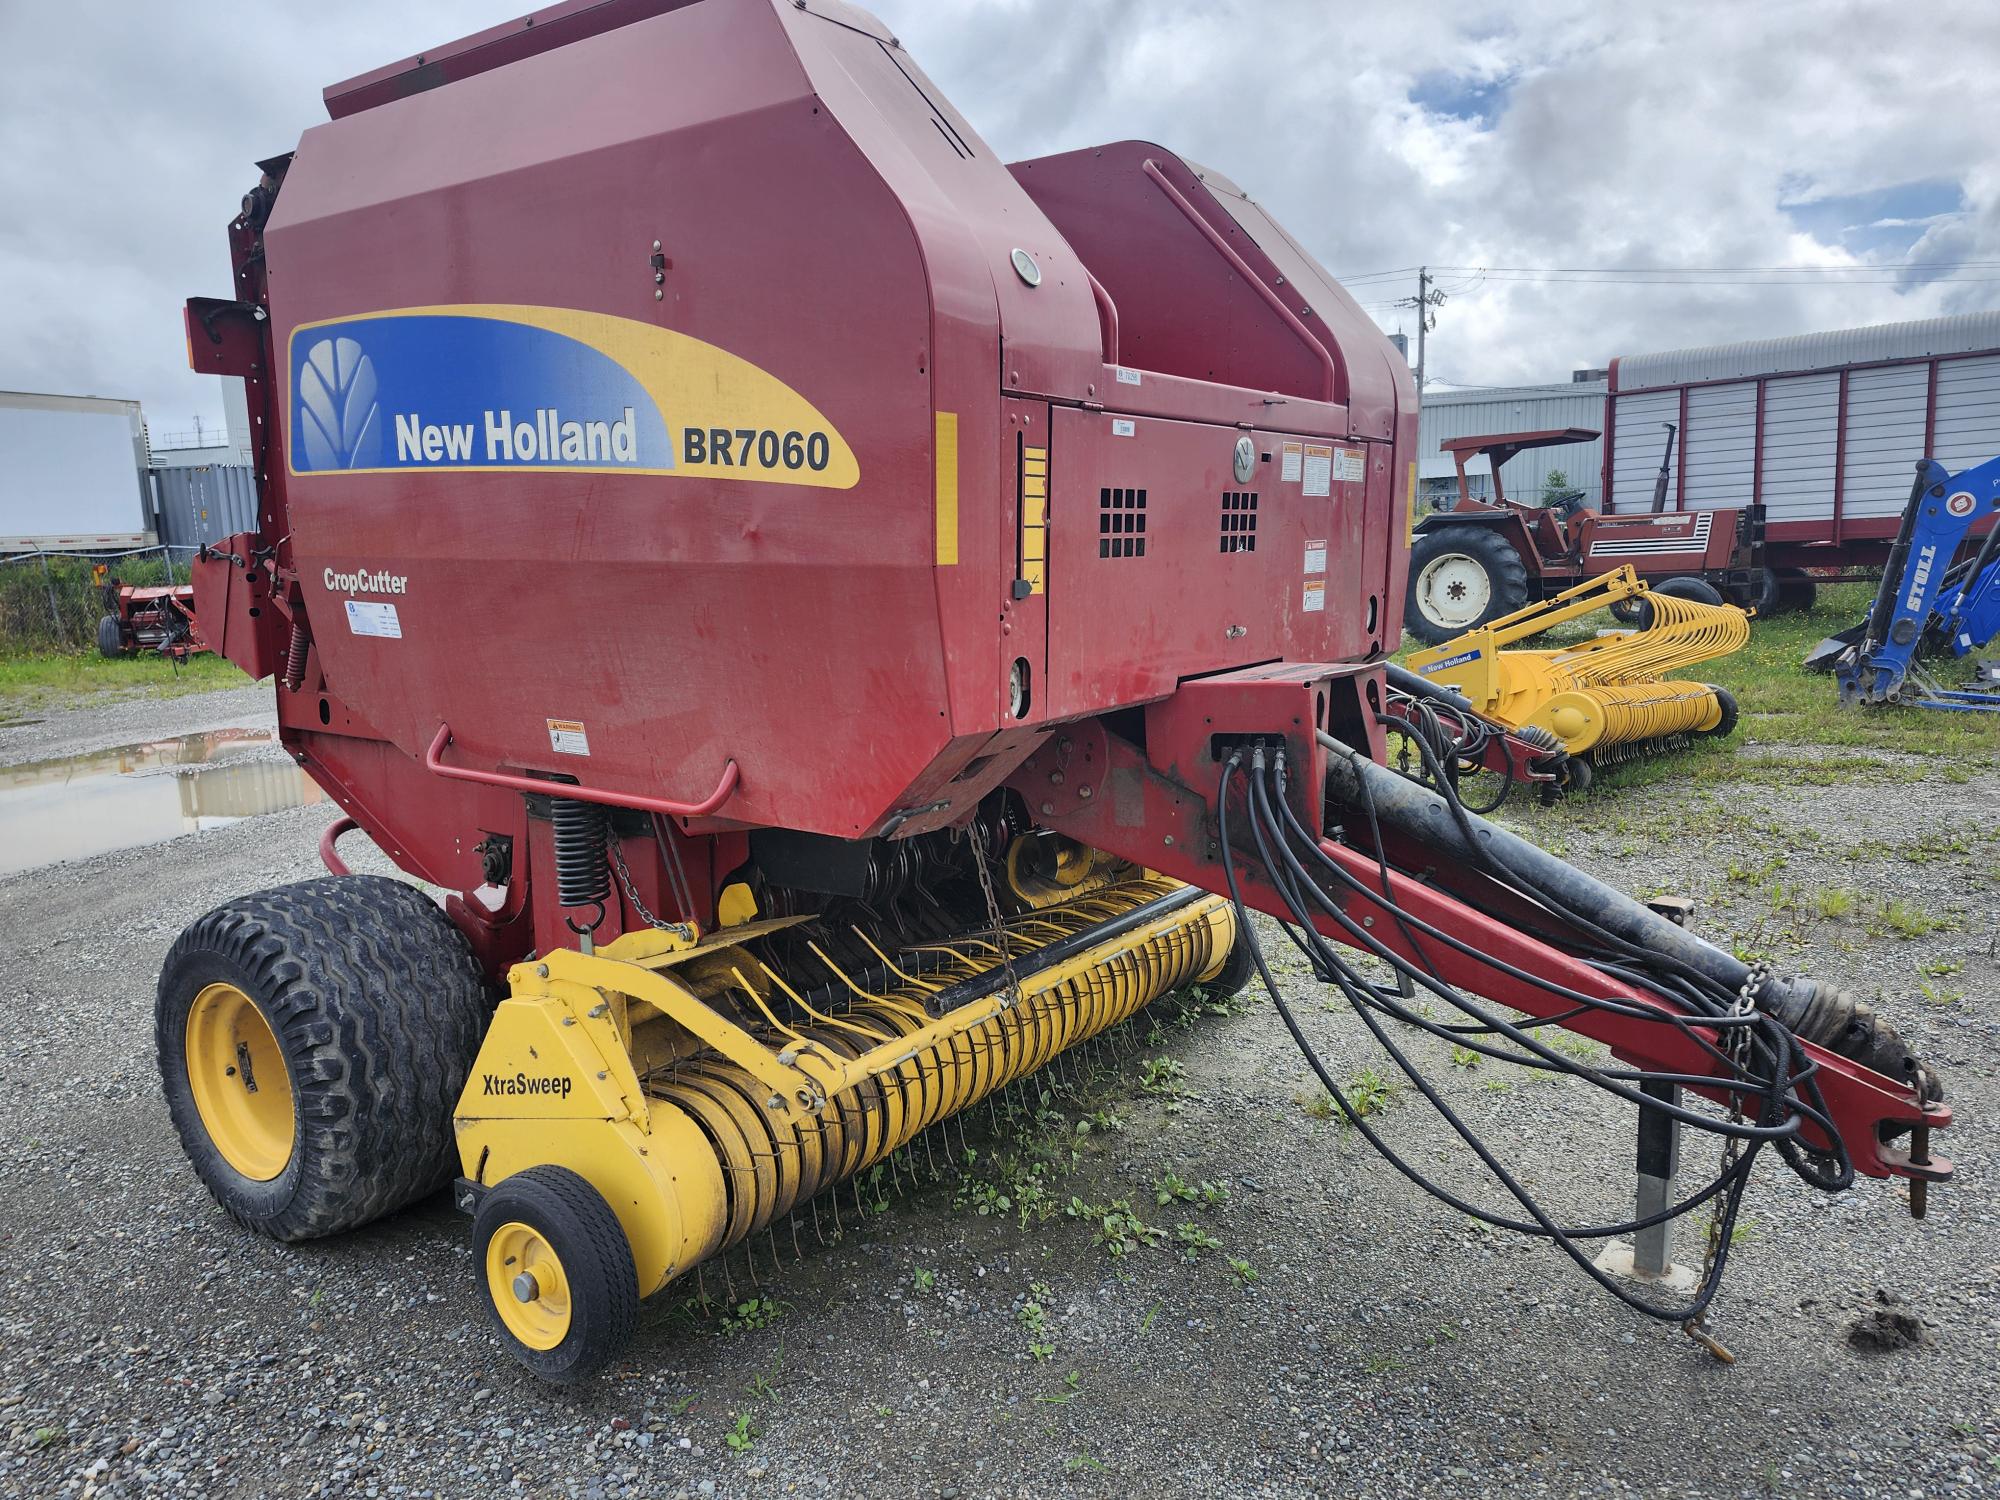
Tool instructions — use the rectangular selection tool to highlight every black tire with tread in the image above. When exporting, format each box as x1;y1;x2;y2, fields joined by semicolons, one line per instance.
156;875;492;1242
1201;928;1259;1001
1698;685;1740;738
1635;575;1725;627
1773;569;1817;615
97;613;129;659
474;1166;639;1384
1404;526;1532;644
1731;568;1782;618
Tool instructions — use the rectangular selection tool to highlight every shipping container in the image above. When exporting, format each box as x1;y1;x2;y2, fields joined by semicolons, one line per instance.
0;391;154;551
149;463;259;549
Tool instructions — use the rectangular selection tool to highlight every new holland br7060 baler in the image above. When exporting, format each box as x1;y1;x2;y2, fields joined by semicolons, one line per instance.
169;0;1950;1382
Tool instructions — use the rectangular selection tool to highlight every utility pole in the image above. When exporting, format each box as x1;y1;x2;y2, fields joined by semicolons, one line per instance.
1397;267;1445;392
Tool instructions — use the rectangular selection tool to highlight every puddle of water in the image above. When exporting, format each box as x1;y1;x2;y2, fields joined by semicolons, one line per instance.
0;727;323;877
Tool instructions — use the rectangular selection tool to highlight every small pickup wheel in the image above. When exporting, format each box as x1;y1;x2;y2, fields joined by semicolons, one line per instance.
1698;685;1740;738
475;1166;638;1383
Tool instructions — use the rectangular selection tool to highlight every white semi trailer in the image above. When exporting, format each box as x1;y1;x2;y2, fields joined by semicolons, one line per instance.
0;391;154;552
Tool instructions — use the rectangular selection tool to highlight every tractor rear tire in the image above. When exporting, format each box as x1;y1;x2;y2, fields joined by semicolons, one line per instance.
474;1165;639;1384
1405;527;1530;645
97;614;130;659
156;875;492;1242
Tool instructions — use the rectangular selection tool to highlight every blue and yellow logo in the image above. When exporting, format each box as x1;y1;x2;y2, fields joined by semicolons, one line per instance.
286;304;857;488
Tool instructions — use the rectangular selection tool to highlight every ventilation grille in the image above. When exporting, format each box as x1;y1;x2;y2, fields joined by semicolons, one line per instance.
1099;486;1148;558
1220;491;1259;552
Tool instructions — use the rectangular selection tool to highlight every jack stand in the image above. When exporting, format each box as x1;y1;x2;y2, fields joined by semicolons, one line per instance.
1593;1079;1700;1293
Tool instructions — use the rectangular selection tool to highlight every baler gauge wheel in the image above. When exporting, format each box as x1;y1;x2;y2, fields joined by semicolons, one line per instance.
474;1167;638;1383
183;982;296;1181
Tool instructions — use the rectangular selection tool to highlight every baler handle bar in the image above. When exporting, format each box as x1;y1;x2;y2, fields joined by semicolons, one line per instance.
424;724;740;818
1141;158;1340;405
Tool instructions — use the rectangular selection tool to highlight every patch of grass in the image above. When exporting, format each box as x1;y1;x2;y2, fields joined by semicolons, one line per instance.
1343;1067;1401;1120
1226;1256;1259;1284
724;1412;758;1452
1018;1280;1055;1361
1297;1088;1336;1122
1138;1056;1186;1096
0;648;245;715
718;1296;789;1336
912;1267;936;1293
1174;1221;1222;1260
1870;898;1957;940
1918;977;1966;1008
1449;1045;1481;1070
1068;1197;1165;1258
1812;886;1859;920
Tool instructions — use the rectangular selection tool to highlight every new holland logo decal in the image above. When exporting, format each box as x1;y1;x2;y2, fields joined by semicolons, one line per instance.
286;304;857;488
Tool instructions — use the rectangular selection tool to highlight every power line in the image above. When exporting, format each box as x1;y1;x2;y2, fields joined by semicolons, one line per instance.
1338;258;2000;281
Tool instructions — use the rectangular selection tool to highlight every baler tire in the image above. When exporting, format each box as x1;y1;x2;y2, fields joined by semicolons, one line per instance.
474;1166;638;1384
1698;685;1740;739
1405;527;1530;645
97;614;130;659
156;876;492;1243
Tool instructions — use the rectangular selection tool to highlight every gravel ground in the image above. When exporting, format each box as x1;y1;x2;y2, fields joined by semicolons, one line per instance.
1;689;1996;1499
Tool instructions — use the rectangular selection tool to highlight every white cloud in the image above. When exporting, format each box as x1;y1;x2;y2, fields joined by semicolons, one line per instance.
1;0;1994;425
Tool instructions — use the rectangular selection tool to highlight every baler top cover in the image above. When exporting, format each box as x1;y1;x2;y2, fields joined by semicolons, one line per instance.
258;0;1413;844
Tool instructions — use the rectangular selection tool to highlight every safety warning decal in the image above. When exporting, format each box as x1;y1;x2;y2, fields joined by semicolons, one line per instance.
1303;444;1332;497
343;600;401;639
547;718;591;757
1333;447;1366;484
1304;539;1327;574
1302;580;1325;613
1281;441;1303;482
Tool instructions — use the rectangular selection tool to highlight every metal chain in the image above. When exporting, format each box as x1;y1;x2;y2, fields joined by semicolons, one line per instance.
1683;961;1765;1361
967;822;1024;1012
609;826;696;942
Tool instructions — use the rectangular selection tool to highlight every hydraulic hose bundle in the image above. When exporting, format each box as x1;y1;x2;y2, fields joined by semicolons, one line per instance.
1216;736;1863;1323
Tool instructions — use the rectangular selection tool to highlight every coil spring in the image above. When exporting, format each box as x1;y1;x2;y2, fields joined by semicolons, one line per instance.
550;797;611;909
282;620;309;691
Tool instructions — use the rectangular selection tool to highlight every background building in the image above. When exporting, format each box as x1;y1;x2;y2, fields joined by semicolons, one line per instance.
1416;381;1607;511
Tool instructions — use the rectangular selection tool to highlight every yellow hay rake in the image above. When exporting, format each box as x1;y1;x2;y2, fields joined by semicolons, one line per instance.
1403;566;1748;764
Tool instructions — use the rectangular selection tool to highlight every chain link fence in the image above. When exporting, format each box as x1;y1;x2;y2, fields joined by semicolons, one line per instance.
0;546;204;654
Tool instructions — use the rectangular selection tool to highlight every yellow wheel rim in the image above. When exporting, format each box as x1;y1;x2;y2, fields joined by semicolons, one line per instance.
486;1221;573;1351
184;981;296;1181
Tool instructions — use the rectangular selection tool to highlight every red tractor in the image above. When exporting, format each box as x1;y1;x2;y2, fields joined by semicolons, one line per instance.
1405;424;1818;643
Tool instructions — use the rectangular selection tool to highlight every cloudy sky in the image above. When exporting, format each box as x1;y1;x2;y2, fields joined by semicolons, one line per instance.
3;0;1996;439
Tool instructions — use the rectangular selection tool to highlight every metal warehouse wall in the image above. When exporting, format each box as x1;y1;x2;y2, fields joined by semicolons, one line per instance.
1418;383;1608;506
148;464;257;549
